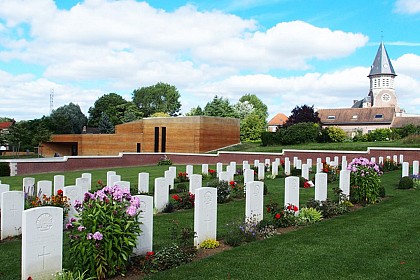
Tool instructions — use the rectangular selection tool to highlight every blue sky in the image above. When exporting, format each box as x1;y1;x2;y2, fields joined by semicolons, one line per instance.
0;0;419;121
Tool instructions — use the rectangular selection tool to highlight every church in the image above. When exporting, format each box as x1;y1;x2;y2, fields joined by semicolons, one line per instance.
317;42;420;137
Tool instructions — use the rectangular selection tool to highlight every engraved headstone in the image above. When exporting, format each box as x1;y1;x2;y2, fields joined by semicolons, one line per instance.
316;162;323;174
23;177;35;197
75;177;89;195
81;173;92;191
284;158;291;175
186;165;193;178
194;187;217;248
109;174;121;187
189;174;202;194
115;181;131;193
37;180;52;197
296;159;302;170
21;206;63;280
1;191;23;240
216;163;223;177
285;176;300;214
63;186;82;221
154;177;169;212
244;169;254;187
245;181;264;222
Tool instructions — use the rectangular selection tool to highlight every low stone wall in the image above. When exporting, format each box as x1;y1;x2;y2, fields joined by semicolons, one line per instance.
0;147;419;176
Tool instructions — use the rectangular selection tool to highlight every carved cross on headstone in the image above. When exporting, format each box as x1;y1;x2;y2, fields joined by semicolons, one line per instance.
38;245;50;270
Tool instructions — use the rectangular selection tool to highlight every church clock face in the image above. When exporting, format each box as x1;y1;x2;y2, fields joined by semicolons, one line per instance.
381;93;391;102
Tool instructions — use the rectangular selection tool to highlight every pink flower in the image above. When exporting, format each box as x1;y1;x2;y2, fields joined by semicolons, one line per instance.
93;231;103;241
77;225;86;231
126;205;137;216
87;233;93;240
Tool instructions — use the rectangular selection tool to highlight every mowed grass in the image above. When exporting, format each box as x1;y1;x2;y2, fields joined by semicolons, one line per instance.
1;166;420;279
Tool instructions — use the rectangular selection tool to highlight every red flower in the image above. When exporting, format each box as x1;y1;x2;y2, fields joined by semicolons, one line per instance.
267;207;271;213
303;181;311;188
209;169;215;173
57;189;63;196
293;205;298;212
172;194;180;201
275;213;281;219
27;277;33;280
145;251;155;260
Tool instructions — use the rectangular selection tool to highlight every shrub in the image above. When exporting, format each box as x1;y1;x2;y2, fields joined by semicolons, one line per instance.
261;131;282;146
66;185;141;279
348;157;382;204
322;162;339;182
381;158;399;172
306;199;350;218
171;192;195;210
398;176;414;189
25;189;70;219
206;179;231;203
324;126;347;143
266;202;299;228
281;122;320;145
229;180;244;199
157;155;172;165
223;217;260;246
54;270;95;280
411;174;420;189
176;172;189;183
223;220;244;247
0;162;10;176
297;207;323;225
200;239;220;249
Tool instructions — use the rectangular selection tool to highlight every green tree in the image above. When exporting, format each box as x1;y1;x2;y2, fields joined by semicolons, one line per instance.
88;93;130;127
241;113;266;142
185;106;204;116
6;118;52;152
281;122;320;145
48;103;87;134
117;102;143;123
233;101;254;120
203;96;237;117
98;113;115;134
324;126;347;143
132;82;181;117
238;94;268;121
285;105;320;127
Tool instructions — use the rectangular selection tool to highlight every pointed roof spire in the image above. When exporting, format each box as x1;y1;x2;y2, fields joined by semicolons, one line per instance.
368;42;396;77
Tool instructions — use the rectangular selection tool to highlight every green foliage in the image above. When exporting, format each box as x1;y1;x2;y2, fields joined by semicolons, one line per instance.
380;158;399;172
203;95;237;118
223;217;260;246
280;122;320;145
261;131;283;146
368;128;394;141
0;162;10;176
171;192;195;210
132;82;181;117
54;270;95;280
394;124;420;138
348;157;382;204
324;126;347;143
401;134;420;144
200;239;220;249
297;207;323;225
157;155;172;165
240;112;266;142
238;94;268;120
185;106;204;116
49;103;88;134
206;179;231;203
88;93;131;127
150;112;171;117
266;203;299;228
398;176;414;189
305;199;350;218
285;104;320;127
97;112;115;134
66;186;141;279
5;118;52;151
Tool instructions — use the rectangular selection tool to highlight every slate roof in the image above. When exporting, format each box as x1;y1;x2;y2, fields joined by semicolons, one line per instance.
318;107;395;125
368;42;396;77
268;113;288;126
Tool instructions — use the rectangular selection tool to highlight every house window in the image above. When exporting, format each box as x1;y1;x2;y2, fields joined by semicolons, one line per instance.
375;114;383;118
327;116;336;120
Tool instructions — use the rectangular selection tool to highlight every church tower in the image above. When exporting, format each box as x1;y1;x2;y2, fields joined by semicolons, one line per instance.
367;42;398;109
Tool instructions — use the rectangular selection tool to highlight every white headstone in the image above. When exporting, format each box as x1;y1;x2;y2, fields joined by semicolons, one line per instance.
285;177;300;214
341;160;348;171
154;177;169;212
63;186;83;221
245;181;264;222
393;155;398;163
216;163;223;177
21;206;63;280
399;154;404;164
339;170;350;198
275;158;280;165
301;164;309;180
109;174;121;187
168;166;177;180
413;160;419;175
243;163;250;171
115;180;131;193
1;191;23;240
229;162;237;174
306;158;312;169
226;165;235;181
264;159;270;167
201;164;209;175
258;162;265;180
37;180;52;197
378;157;384;164
316;158;322;164
242;160;249;166
81;173;92;191
386;155;391;160
316;162;323;174
284;158;291;175
75;177;89;195
0;183;10;210
218;171;229;182
133;195;153;255
194;187;217;248
293;157;298;168
165;171;174;190
186;165;194;178
272;161;279;176
138;172;149;194
315;173;328;202
325;157;331;164
244;169;254;187
402;162;409;177
334;156;339;165
254;159;259;168
370;157;376;164
189;174;202;194
106;171;116;186
53;175;65;194
23;177;35;197
296;159;302;170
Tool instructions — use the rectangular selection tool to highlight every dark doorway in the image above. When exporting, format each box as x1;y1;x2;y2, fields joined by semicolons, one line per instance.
161;127;167;153
71;144;78;156
136;143;141;153
154;127;159;152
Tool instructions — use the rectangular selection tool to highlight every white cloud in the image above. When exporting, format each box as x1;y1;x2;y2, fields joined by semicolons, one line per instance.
394;0;420;14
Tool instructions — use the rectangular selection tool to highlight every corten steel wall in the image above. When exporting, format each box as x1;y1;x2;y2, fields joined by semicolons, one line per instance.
40;116;240;156
5;147;419;176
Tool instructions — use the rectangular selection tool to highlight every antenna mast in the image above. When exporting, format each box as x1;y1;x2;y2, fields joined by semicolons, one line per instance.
50;88;54;114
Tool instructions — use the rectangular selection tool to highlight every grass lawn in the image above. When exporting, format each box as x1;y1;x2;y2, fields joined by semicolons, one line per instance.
1;165;419;279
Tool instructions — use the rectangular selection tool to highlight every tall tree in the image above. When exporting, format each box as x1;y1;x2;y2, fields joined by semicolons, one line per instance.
98;112;115;134
132;82;181;117
285;104;320;127
238;94;268;121
203;96;237;118
240;112;266;142
48;103;87;134
88;93;130;127
185;106;204;116
6;118;52;151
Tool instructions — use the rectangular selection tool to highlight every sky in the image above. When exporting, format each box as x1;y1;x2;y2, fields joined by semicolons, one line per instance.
1;0;420;121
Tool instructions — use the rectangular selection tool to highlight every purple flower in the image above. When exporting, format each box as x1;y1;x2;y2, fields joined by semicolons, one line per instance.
77;225;86;231
70;217;76;223
93;231;103;241
87;233;93;240
126;205;137;216
65;223;73;230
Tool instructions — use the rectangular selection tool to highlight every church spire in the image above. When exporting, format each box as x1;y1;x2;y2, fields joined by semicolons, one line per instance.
368;42;397;77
